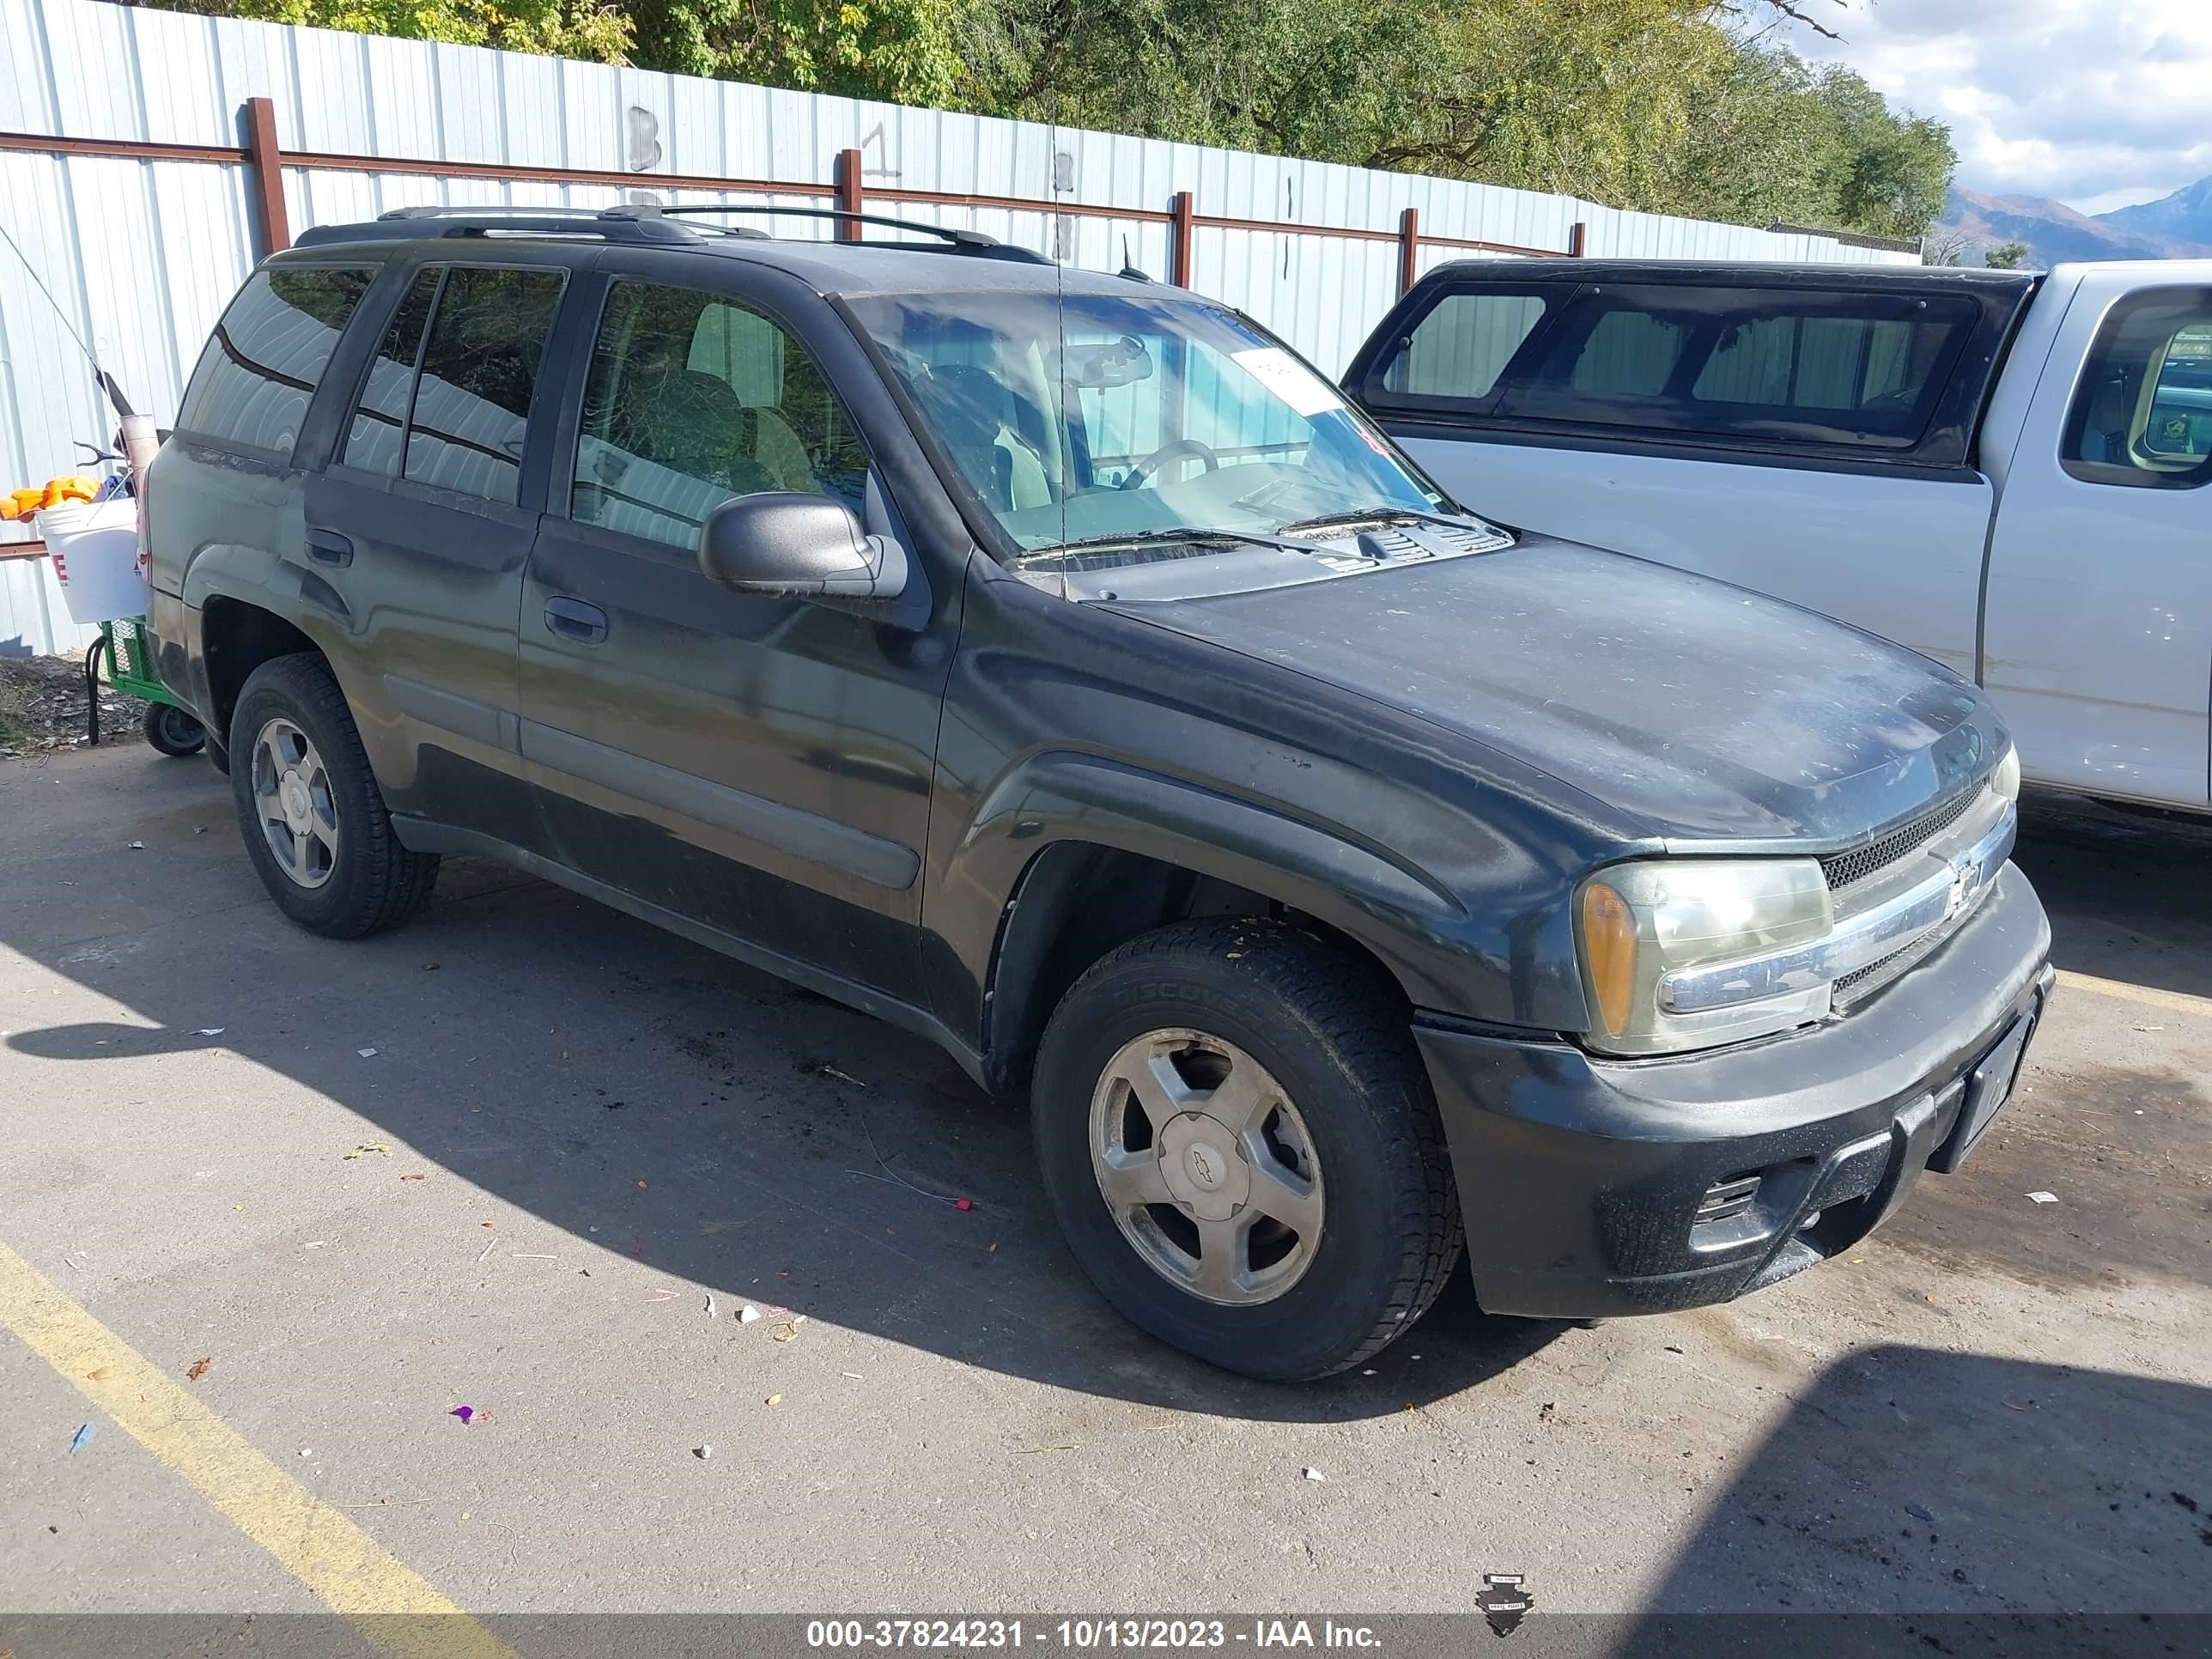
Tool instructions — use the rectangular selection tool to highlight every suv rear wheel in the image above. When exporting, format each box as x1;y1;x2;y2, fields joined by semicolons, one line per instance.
228;653;440;937
1033;917;1462;1380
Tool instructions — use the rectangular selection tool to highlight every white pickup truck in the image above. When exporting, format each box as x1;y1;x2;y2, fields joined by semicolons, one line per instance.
1345;260;2212;812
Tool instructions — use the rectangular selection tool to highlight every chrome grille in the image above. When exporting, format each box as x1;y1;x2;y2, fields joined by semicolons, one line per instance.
1831;925;1948;1007
1820;790;1976;894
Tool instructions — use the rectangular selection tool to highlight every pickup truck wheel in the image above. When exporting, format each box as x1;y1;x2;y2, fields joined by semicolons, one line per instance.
228;654;440;938
1033;917;1462;1381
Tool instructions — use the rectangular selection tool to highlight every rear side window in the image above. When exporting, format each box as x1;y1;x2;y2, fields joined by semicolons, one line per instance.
403;267;566;506
1379;289;1553;400
1568;310;1684;396
343;269;441;476
1504;285;1978;451
178;267;377;457
2062;288;2212;489
1691;314;1954;415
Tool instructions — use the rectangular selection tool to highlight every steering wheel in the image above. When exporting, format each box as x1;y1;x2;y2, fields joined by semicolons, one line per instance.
1118;438;1222;490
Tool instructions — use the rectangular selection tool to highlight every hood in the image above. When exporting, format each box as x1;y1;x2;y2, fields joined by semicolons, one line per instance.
1101;538;2005;848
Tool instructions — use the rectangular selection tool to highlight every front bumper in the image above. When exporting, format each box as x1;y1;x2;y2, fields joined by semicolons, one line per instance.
1416;863;2053;1320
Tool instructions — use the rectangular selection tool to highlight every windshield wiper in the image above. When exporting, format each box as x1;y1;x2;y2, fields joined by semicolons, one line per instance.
1012;526;1296;564
1272;506;1437;537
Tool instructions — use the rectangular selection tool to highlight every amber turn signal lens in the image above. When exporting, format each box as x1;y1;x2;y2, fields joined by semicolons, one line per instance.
1581;880;1638;1037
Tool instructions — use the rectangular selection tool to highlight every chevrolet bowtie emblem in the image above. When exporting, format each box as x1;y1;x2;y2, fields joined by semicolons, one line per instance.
1946;854;1975;919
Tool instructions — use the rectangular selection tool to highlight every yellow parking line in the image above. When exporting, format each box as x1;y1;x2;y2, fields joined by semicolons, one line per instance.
2055;968;2212;1022
0;1240;520;1659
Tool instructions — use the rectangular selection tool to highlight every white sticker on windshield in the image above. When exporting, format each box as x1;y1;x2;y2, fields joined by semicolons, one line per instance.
1231;347;1344;418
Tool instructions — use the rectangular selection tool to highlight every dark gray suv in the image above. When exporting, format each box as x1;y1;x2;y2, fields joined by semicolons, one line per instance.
145;205;2053;1381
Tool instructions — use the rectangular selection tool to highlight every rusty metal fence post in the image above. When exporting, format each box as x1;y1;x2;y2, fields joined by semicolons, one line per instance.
1169;191;1195;286
243;95;289;257
835;148;863;241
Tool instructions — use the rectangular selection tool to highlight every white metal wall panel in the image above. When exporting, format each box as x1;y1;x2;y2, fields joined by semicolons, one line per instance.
44;0;143;143
495;50;565;170
0;0;1917;651
133;8;229;147
0;0;58;134
209;12;301;147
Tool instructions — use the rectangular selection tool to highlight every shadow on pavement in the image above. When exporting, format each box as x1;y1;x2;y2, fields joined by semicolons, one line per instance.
9;754;2212;1425
0;747;1561;1424
2014;790;2212;1004
1619;1346;2212;1644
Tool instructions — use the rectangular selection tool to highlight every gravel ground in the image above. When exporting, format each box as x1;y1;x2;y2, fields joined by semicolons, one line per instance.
0;651;147;759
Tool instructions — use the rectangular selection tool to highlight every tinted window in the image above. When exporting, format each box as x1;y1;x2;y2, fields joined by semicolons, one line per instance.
1507;285;1975;450
572;281;868;547
2063;289;2212;489
1692;313;1955;415
1382;290;1552;399
177;266;376;455
342;269;441;475
1568;309;1684;396
404;267;565;506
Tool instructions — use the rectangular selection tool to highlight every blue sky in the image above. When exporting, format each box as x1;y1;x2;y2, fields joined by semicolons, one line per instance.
1791;0;2212;213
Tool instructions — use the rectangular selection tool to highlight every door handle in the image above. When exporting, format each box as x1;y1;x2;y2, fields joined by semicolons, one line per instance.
307;529;353;567
544;596;609;644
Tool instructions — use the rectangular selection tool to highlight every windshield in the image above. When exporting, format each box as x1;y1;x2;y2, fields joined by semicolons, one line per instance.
847;290;1447;566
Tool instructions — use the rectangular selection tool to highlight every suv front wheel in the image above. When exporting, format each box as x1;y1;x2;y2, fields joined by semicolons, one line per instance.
228;653;440;937
1033;917;1462;1381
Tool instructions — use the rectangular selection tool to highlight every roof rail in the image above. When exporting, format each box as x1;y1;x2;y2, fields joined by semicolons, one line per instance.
659;205;1056;264
294;204;703;249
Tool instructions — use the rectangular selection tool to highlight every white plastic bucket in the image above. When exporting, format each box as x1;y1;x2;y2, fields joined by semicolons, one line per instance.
36;497;146;625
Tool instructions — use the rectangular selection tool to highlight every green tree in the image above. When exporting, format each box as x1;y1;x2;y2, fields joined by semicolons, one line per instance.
149;0;1954;242
628;0;968;105
960;0;1952;241
1806;63;1953;240
1984;240;2031;270
164;0;635;61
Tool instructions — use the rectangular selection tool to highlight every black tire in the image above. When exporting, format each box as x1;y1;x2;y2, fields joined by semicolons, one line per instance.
143;702;206;757
1033;916;1462;1381
228;653;440;938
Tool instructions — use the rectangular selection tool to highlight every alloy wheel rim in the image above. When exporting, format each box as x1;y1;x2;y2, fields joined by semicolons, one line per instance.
1088;1028;1324;1306
251;716;340;890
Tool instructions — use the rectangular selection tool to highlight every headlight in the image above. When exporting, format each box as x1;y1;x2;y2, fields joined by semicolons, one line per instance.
1990;743;2021;804
1577;859;1834;1056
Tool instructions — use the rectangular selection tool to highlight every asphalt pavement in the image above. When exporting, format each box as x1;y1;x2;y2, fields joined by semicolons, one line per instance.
2;743;2208;1632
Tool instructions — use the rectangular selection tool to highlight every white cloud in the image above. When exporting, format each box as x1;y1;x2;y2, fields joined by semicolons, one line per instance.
1791;0;2212;210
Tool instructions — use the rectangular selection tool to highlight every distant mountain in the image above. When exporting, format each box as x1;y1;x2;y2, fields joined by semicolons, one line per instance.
2100;174;2212;248
1932;179;2212;266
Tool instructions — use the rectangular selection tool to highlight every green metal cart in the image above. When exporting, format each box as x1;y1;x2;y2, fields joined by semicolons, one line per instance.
85;615;204;757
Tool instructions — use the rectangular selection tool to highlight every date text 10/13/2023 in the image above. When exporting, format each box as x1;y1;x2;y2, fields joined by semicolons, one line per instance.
805;1621;1386;1650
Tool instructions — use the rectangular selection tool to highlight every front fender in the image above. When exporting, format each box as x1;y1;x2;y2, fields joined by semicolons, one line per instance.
916;565;1610;1073
927;747;1589;1069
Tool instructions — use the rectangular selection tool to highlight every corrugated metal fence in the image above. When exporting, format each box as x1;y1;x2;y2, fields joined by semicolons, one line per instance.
0;0;1917;655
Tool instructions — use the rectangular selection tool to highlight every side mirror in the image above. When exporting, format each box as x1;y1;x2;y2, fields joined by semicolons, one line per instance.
697;492;908;606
